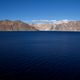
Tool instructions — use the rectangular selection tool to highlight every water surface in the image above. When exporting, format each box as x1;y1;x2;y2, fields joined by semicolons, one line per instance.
0;31;80;80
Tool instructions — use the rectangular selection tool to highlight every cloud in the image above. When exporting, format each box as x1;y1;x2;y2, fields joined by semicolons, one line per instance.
31;19;70;24
32;20;58;23
32;20;50;23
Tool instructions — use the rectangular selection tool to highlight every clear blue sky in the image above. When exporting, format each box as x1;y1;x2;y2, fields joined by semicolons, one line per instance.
0;0;80;21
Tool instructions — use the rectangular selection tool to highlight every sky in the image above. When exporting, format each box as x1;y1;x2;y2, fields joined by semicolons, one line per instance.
0;0;80;21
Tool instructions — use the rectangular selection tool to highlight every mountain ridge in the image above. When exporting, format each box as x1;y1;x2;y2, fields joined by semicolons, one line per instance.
0;20;37;31
32;20;80;31
0;20;80;31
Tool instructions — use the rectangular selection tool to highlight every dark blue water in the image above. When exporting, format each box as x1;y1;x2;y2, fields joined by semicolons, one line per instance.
0;31;80;80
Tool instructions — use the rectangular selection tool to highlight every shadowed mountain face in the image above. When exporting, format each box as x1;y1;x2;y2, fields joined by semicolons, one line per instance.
0;20;37;31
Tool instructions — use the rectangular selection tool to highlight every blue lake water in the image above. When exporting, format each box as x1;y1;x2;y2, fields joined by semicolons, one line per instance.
0;31;80;80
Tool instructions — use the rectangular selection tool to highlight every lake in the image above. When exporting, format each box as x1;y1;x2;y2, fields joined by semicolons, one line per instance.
0;31;80;80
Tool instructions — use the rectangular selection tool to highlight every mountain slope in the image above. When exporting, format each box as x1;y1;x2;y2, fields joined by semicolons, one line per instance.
32;21;80;31
55;21;80;31
0;20;37;31
0;20;80;31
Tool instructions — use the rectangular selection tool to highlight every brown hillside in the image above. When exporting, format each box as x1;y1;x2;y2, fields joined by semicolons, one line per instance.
0;20;37;31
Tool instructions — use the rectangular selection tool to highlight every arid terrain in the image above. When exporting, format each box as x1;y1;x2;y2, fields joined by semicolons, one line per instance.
0;20;80;31
32;20;80;31
0;20;37;31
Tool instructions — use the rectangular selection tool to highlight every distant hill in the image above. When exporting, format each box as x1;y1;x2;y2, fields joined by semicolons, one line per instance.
0;20;37;31
32;20;80;31
0;20;80;31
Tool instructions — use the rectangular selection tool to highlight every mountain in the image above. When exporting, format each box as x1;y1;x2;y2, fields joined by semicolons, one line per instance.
0;20;37;31
32;20;80;31
54;21;80;31
0;20;80;31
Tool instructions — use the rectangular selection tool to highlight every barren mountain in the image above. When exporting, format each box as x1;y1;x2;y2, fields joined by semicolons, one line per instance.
0;20;37;31
32;20;80;31
55;21;80;31
0;20;80;31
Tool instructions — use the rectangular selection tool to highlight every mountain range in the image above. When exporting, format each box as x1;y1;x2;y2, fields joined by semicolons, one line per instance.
0;20;37;31
0;20;80;31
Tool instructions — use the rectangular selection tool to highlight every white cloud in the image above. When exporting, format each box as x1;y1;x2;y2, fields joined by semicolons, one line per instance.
31;19;70;24
32;20;49;22
32;20;58;23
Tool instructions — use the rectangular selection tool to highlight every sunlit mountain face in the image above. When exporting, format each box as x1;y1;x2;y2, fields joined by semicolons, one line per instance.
0;20;37;31
31;19;80;31
0;19;80;31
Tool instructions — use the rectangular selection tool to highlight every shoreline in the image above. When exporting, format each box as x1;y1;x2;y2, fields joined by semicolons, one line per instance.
0;30;80;32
